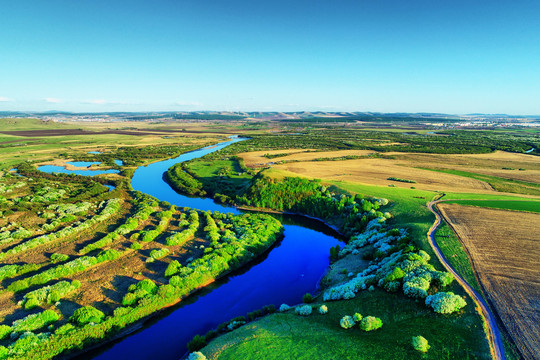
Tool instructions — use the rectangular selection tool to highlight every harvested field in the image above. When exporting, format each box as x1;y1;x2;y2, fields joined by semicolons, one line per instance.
273;158;494;193
0;129;177;137
237;149;376;167
438;203;540;360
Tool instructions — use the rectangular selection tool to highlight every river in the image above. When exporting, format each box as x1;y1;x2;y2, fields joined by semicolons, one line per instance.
83;137;343;360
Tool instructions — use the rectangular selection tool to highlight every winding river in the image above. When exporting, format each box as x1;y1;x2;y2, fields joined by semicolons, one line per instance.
84;137;343;360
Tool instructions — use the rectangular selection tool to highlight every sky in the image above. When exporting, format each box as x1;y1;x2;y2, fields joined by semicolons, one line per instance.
0;0;539;114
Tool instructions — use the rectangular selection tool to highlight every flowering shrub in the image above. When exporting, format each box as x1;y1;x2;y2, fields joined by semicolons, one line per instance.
425;292;467;314
188;352;207;360
340;315;355;329
22;280;80;309
295;305;312;316
319;305;328;314
412;335;430;352
359;316;383;331
11;309;59;334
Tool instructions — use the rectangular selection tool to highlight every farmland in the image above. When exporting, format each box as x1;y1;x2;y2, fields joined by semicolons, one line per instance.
437;204;540;360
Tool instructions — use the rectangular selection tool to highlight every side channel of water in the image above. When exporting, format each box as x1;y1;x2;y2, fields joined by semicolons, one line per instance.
81;137;344;360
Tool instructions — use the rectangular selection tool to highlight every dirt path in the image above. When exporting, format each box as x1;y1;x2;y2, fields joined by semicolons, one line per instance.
426;199;505;360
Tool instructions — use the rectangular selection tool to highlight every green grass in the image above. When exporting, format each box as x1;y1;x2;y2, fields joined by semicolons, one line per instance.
444;199;540;213
202;288;490;360
187;158;252;196
422;168;540;196
434;222;482;295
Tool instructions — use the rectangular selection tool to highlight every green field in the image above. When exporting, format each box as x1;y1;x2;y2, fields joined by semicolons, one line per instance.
444;199;540;213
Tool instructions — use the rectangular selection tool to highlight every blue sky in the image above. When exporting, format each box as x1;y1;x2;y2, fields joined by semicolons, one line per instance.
0;0;539;114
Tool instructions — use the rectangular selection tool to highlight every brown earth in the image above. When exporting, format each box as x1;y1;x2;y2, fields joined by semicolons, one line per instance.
438;203;540;360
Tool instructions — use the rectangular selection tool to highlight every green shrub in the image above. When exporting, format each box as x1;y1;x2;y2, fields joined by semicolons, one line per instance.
412;335;430;352
0;325;11;340
70;306;105;326
340;315;355;329
130;241;142;250
187;334;207;352
359;316;383;331
50;253;69;263
353;312;363;322
319;305;328;314
11;309;60;333
302;293;313;303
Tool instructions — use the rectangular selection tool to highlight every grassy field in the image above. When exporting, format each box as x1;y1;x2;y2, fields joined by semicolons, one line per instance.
444;199;540;213
438;204;540;360
203;288;489;360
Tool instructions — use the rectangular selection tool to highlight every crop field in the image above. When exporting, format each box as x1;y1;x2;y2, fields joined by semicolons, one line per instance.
437;204;540;360
445;199;540;213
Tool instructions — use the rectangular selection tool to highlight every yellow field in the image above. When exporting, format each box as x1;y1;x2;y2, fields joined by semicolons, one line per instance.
438;204;540;360
237;149;374;167
276;158;494;193
237;149;540;195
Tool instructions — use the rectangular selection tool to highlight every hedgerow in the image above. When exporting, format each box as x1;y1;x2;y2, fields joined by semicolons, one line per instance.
22;280;81;309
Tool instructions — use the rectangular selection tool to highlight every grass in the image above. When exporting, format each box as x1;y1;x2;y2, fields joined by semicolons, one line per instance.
444;199;540;213
422;168;540;196
187;158;252;196
202;288;490;360
433;222;482;295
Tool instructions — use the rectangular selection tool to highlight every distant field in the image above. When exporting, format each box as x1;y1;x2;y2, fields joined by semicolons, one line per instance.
438;204;540;360
445;199;540;213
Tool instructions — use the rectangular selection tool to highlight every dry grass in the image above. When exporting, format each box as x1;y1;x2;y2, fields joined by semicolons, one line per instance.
274;158;494;193
237;149;375;167
438;203;540;360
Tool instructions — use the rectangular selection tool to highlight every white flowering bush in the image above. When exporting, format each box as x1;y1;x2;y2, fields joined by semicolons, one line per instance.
340;315;355;329
425;292;466;314
279;304;290;312
188;351;207;360
319;305;328;314
295;305;312;316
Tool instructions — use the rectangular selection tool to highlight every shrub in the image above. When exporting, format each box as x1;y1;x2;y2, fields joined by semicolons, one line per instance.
187;334;206;352
11;309;59;333
23;297;41;310
0;325;11;340
353;312;363;322
279;304;290;312
412;335;430;352
425;292;467;314
188;351;207;360
359;316;383;331
340;315;355;329
130;241;142;250
295;305;312;316
302;293;313;303
50;253;69;263
319;305;328;314
70;306;105;326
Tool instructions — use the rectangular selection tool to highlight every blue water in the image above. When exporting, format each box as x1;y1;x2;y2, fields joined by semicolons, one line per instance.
88;136;343;360
37;165;120;176
104;185;115;191
66;161;101;167
88;151;102;154
114;160;124;166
